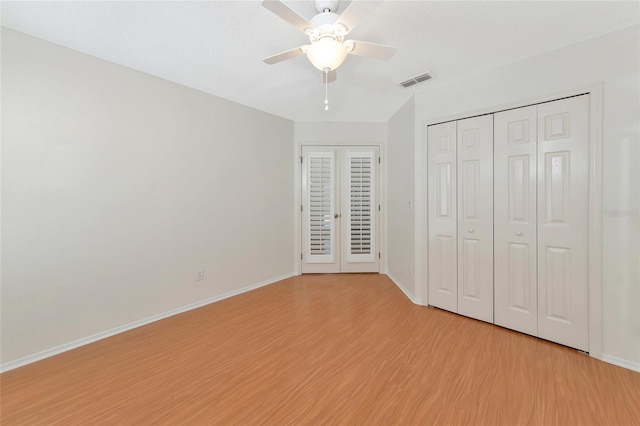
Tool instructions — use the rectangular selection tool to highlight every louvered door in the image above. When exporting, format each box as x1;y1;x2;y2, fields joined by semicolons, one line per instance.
341;148;379;272
301;146;379;273
302;149;339;273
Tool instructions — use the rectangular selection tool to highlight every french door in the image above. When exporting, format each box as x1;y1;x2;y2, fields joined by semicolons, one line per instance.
301;146;380;273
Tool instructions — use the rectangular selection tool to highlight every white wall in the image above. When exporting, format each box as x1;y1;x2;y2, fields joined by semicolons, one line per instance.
295;122;387;145
414;25;640;365
1;29;295;365
385;98;416;300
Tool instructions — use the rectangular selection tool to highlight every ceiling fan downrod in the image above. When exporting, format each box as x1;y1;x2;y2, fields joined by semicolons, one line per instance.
324;68;330;111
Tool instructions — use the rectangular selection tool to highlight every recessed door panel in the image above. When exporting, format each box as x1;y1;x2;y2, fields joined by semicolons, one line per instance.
435;235;454;294
428;122;458;313
461;238;480;300
457;115;493;323
508;242;533;312
494;106;538;336
537;95;589;351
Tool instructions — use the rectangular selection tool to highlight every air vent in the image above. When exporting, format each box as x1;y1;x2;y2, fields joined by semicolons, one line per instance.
400;72;432;88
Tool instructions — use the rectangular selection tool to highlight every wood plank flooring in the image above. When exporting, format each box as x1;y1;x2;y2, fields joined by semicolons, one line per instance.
2;274;639;425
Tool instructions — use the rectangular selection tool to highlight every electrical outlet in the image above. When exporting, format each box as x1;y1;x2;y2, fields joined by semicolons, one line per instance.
196;268;204;281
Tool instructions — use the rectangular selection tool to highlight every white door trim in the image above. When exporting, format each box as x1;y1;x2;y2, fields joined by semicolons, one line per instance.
417;83;603;359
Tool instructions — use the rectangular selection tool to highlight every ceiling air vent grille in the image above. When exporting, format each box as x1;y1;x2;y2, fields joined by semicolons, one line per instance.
400;72;432;88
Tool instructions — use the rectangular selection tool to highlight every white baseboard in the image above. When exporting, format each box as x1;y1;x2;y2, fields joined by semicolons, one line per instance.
386;273;422;305
0;272;296;373
600;353;640;372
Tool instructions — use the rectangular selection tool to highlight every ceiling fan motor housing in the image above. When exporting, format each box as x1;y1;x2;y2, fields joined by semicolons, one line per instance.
309;11;346;42
315;0;338;13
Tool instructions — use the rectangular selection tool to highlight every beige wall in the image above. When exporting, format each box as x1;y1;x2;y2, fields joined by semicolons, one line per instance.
414;25;640;365
1;29;295;365
386;98;416;299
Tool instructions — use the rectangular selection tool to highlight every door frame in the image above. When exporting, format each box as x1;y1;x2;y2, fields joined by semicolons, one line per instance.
294;141;384;275
417;84;603;359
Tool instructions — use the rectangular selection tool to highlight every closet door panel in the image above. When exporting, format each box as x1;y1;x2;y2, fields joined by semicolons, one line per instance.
457;115;494;323
494;106;538;336
428;122;458;313
537;95;589;351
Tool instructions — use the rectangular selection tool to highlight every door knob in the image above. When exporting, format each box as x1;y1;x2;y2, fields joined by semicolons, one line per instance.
516;231;523;236
334;213;339;219
468;228;474;233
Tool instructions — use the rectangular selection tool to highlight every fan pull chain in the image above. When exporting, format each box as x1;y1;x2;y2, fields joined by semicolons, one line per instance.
324;68;329;111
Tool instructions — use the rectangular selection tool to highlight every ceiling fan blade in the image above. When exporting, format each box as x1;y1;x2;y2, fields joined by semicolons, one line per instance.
263;46;307;64
323;69;337;83
346;40;395;60
262;0;315;33
335;0;382;34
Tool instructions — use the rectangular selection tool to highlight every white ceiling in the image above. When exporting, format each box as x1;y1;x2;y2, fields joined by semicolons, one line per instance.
2;1;639;122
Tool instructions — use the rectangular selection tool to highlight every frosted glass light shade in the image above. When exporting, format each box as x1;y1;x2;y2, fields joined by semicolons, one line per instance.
306;37;348;71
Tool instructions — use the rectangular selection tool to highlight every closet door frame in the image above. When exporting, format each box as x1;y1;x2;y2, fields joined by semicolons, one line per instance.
419;84;603;359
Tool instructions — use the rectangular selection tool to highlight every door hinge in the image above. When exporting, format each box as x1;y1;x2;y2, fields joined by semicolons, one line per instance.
378;204;381;211
378;156;381;164
301;253;303;260
300;156;303;164
378;252;381;259
301;205;303;212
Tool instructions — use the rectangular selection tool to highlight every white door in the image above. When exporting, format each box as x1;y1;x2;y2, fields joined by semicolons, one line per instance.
340;149;379;272
494;105;538;336
427;122;458;313
302;148;339;273
301;147;379;273
537;95;589;351
457;115;494;323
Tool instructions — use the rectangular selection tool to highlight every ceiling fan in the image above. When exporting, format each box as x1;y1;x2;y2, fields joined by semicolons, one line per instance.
262;0;395;84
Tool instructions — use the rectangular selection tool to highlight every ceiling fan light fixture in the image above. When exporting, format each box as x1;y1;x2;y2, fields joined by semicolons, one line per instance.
306;37;348;71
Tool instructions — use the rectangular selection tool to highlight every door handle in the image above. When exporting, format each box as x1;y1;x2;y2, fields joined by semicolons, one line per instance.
515;231;523;236
468;228;474;233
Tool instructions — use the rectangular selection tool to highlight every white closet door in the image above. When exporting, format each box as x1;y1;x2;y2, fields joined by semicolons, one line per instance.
302;148;340;273
457;115;494;323
537;95;589;351
341;147;379;273
427;122;458;313
494;106;538;335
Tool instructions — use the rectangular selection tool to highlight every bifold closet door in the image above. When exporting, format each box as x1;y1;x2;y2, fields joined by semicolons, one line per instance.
537;95;589;351
457;115;494;323
494;106;538;336
427;122;458;313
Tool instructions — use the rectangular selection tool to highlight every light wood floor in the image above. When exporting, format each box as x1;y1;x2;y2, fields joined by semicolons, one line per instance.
1;274;639;425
